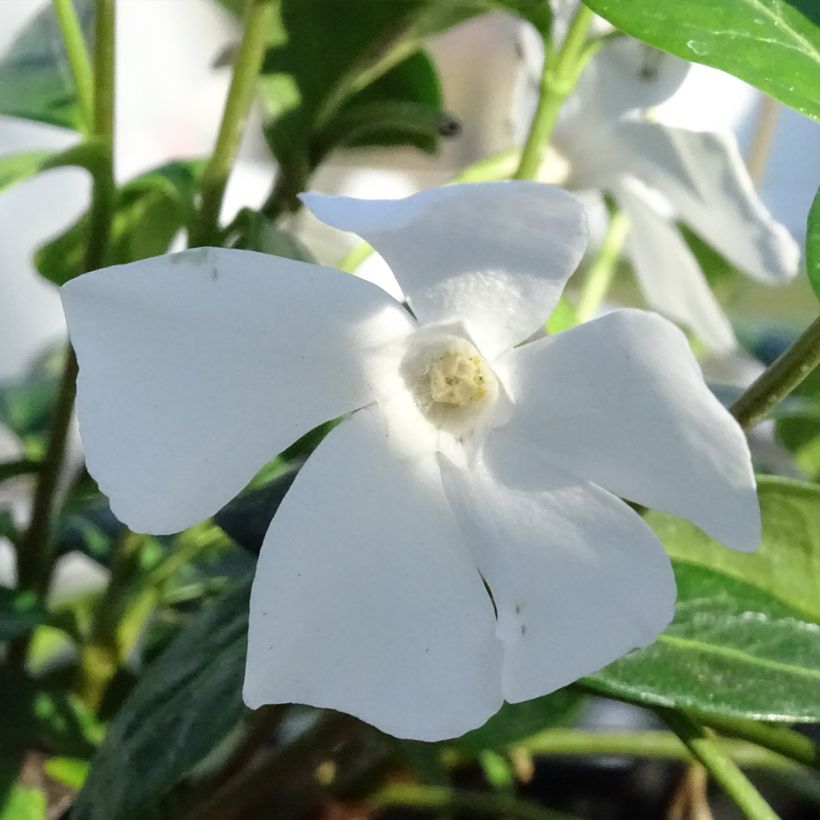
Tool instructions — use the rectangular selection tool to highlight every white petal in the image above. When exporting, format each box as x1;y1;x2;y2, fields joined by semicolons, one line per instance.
553;37;690;163
62;248;413;534
244;406;503;741
302;182;587;357
440;456;675;702
616;178;737;352
615;122;800;282
488;310;760;551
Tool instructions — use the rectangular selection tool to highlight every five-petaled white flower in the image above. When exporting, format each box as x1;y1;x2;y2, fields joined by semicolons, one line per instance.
62;182;760;741
516;30;800;352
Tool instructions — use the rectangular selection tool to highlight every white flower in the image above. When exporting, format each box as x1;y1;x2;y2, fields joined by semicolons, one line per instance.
516;29;800;352
61;182;759;741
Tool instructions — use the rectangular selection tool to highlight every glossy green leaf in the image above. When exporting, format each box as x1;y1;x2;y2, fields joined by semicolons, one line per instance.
0;0;93;129
455;689;581;753
71;578;251;820
582;0;820;121
36;159;202;285
654;476;820;622
589;561;820;722
808;186;820;300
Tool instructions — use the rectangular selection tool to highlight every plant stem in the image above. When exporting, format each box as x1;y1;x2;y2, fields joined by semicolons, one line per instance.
730;314;820;429
190;0;275;247
697;715;820;773
15;0;116;601
370;784;577;820
514;5;596;180
575;207;630;321
746;96;780;189
660;711;779;820
52;0;94;132
516;728;796;771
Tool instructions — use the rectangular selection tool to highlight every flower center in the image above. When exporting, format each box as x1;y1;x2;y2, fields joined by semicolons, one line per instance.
428;349;490;407
399;334;500;439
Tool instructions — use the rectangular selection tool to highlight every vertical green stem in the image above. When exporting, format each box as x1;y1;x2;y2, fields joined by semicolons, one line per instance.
660;711;779;820
191;0;276;247
730;314;820;429
52;0;94;132
514;5;596;180
15;0;116;601
575;207;630;321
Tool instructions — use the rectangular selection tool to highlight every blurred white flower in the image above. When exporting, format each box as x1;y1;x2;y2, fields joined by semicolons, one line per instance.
62;182;759;740
517;27;801;351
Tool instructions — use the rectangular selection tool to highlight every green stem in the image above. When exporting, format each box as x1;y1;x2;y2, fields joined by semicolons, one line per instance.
660;711;779;820
14;0;116;601
730;314;820;429
514;5;596;180
575;207;630;321
14;351;78;597
516;728;796;772
191;0;275;247
370;784;576;820
52;0;94;132
84;0;115;274
75;530;144;707
697;715;820;773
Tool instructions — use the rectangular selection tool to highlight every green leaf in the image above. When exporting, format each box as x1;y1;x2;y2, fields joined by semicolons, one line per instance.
0;786;46;820
71;578;251;820
0;152;51;193
455;689;581;753
654;476;820;622
43;757;89;790
0;0;93;129
807;186;820;300
0;362;61;452
0;588;47;643
775;370;820;480
319;51;452;157
0;140;107;198
227;208;316;261
581;0;820;121
35;159;203;285
588;560;820;722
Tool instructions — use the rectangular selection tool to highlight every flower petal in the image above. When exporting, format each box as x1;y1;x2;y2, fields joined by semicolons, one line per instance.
244;406;503;741
615;178;737;352
62;248;413;535
570;37;690;120
615;122;800;282
440;455;676;703
488;310;760;551
302;182;587;357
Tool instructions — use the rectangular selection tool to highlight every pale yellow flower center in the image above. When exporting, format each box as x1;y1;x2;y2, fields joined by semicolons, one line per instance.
427;349;491;407
401;336;498;437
